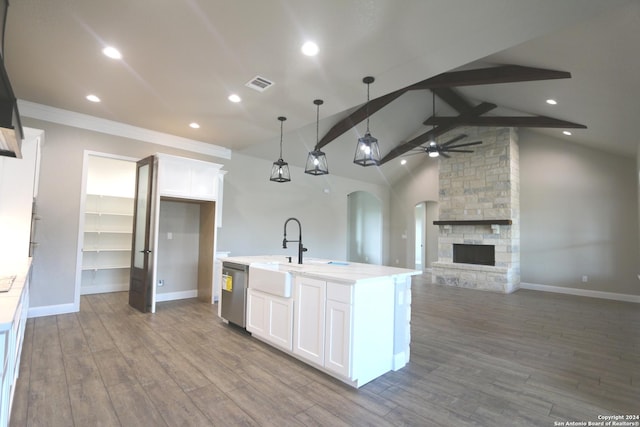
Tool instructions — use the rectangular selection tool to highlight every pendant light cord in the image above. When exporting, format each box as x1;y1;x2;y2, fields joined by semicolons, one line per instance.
365;82;370;133
279;119;284;159
315;102;320;150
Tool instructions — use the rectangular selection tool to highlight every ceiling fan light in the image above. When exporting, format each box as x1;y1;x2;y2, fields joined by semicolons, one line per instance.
428;150;439;158
354;132;381;166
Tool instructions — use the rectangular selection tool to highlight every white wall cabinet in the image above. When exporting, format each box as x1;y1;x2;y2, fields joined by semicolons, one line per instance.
157;155;219;197
246;289;293;351
293;277;326;366
81;194;133;295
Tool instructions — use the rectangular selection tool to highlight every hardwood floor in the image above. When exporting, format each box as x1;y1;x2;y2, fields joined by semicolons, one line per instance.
10;275;640;426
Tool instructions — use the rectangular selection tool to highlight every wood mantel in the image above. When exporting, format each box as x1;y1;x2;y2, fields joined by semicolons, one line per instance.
433;219;512;226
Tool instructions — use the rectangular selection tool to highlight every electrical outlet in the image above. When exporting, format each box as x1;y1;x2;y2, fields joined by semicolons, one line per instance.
581;275;588;283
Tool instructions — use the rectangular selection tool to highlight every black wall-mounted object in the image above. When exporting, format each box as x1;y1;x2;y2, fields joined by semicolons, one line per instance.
453;244;495;266
0;0;24;158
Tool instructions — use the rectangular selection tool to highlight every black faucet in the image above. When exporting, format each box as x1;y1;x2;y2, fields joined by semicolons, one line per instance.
283;217;307;264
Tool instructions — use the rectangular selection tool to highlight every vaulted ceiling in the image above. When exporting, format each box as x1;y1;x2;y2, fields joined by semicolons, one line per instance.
5;0;639;184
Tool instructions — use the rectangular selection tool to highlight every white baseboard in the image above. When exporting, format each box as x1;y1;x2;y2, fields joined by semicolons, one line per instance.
80;284;128;295
520;282;640;303
155;290;198;302
28;302;78;318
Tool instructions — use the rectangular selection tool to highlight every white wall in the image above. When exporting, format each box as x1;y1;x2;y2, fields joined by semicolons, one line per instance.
389;160;440;268
388;129;639;296
519;130;639;295
216;152;390;264
86;155;136;198
23;118;222;311
21;117;391;313
347;191;382;265
157;200;200;294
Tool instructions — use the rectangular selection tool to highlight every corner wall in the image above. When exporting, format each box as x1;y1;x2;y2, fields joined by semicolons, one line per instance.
519;129;639;295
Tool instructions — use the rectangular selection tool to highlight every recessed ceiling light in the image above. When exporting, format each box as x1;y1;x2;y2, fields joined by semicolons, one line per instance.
228;94;241;103
301;41;319;56
563;130;572;136
102;46;122;60
400;159;407;165
546;99;557;105
86;94;101;103
189;122;200;129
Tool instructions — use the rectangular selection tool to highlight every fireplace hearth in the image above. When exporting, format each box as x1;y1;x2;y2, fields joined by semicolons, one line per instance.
453;244;495;266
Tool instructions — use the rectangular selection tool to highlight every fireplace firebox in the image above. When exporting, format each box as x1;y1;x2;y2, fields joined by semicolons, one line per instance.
453;244;495;266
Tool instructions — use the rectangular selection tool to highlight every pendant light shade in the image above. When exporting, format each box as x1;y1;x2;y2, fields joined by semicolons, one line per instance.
353;76;381;166
305;99;329;176
270;116;291;182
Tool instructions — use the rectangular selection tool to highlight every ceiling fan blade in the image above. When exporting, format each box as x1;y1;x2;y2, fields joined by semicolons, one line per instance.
440;152;451;158
445;141;483;149
444;149;475;153
402;151;428;157
440;134;468;148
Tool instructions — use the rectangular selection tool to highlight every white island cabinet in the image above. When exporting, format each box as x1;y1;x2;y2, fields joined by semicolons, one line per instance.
222;256;419;388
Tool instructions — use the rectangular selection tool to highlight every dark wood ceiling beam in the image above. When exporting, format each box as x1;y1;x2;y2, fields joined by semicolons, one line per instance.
408;65;571;89
380;102;497;164
424;116;587;129
432;87;473;114
316;89;407;149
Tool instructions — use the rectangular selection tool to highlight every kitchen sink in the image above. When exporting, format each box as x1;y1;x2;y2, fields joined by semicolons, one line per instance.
248;263;293;297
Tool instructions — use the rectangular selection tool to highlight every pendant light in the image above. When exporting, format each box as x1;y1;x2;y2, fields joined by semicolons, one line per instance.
353;76;381;166
270;116;291;182
305;99;329;175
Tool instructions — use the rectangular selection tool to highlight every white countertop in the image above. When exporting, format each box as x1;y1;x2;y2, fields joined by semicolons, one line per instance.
223;255;420;284
0;258;31;330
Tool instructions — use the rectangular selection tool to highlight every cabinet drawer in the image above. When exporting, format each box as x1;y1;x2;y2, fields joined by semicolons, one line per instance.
327;282;352;304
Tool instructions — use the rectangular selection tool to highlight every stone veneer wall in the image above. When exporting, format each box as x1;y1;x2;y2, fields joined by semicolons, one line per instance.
432;127;520;293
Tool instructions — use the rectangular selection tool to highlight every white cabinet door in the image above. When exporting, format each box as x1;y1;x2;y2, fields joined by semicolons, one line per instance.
157;154;222;201
324;299;352;377
266;296;293;351
157;156;191;197
247;289;293;351
293;277;326;366
246;289;268;336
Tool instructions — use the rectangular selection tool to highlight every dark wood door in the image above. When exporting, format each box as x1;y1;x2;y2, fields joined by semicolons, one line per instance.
129;156;155;312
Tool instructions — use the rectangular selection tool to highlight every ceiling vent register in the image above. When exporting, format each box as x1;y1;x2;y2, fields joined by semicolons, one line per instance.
245;75;274;92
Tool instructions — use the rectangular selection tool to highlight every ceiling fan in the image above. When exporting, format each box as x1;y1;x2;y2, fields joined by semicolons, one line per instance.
408;134;483;158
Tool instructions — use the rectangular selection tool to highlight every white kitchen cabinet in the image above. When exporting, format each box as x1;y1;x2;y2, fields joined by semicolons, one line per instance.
293;277;326;366
0;261;30;427
246;289;293;351
293;275;395;386
157;154;220;200
324;283;353;378
0;131;41;261
81;194;133;295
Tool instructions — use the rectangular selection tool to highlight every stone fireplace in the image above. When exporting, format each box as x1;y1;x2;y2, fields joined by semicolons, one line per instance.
432;127;520;293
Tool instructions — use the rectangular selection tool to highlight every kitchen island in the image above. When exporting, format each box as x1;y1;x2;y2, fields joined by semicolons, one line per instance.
219;255;420;388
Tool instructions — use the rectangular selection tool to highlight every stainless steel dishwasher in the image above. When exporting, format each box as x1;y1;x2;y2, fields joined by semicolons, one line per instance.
220;262;248;327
